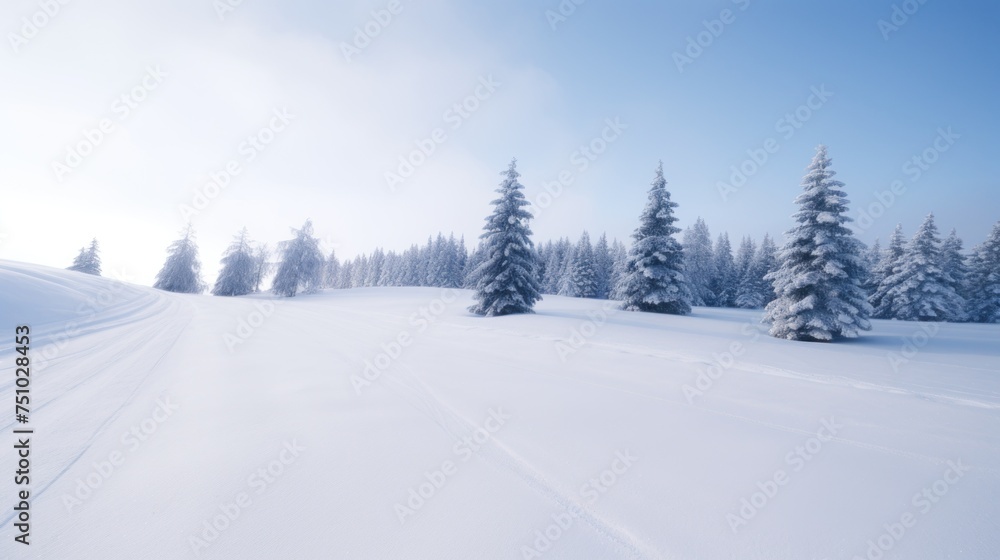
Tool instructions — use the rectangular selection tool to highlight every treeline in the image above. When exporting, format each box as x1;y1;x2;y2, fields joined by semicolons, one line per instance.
65;148;1000;341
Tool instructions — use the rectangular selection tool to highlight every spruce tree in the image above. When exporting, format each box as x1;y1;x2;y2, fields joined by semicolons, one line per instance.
84;239;101;275
468;159;542;316
682;218;715;306
154;226;206;294
618;162;692;315
593;233;614;299
764;145;871;341
732;236;756;307
271;220;325;297
67;247;88;273
733;236;760;309
444;234;465;288
324;250;342;289
212;228;258;296
338;260;354;289
870;224;907;318
940;230;970;310
568;231;598;298
861;238;882;300
67;239;101;275
608;239;628;300
736;234;778;309
883;214;965;322
251;244;270;293
967;222;1000;323
710;233;737;307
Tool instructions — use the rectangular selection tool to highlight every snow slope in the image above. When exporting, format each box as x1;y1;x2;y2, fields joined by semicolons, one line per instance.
1;260;998;559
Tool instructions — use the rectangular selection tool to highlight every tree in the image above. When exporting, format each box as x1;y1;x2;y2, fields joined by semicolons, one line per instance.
618;162;692;315
463;242;487;289
732;236;756;307
251;244;270;293
212;228;258;296
324;249;342;288
67;248;88;273
154;226;206;294
734;236;761;309
861;238;882;299
882;214;966;322
870;224;906;318
445;234;466;288
540;238;569;295
710;233;737;307
568;231;598;298
967;222;1000;323
67;238;101;275
271;219;325;297
468;159;542;316
682;218;715;306
338;259;354;290
940;229;970;308
593;233;614;299
764;145;871;341
608;239;628;300
736;234;778;309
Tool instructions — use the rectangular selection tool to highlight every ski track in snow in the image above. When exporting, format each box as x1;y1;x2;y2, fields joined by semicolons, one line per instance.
328;309;999;475
0;294;195;529
2;271;997;559
379;362;663;560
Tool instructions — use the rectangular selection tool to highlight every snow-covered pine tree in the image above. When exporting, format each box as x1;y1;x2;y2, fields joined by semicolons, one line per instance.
67;247;88;273
212;228;259;296
367;248;385;288
416;236;433;287
940;229;970;311
407;245;424;286
338;260;354;289
736;234;778;309
449;234;467;288
83;239;101;275
608;239;628;300
756;234;779;306
870;224;906;318
682;218;715;306
154;226;206;294
426;234;447;287
468;159;542;316
861;238;882;299
380;251;400;286
710;233;737;307
352;255;368;288
966;221;1000;323
271;220;325;297
324;249;341;288
67;239;101;275
618;162;692;315
251;244;270;293
733;236;758;309
882;214;966;322
541;239;568;294
593;233;613;299
568;231;598;298
556;241;576;296
536;240;552;289
763;145;872;341
463;242;486;289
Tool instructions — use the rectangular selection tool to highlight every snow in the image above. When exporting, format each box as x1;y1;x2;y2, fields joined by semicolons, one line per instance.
1;260;999;559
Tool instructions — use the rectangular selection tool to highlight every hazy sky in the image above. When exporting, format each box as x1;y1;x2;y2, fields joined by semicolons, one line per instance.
2;0;998;286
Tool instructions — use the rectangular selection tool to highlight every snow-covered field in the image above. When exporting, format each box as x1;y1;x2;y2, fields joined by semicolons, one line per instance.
1;260;998;559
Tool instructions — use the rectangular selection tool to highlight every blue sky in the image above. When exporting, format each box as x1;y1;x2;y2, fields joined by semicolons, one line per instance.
1;0;997;284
